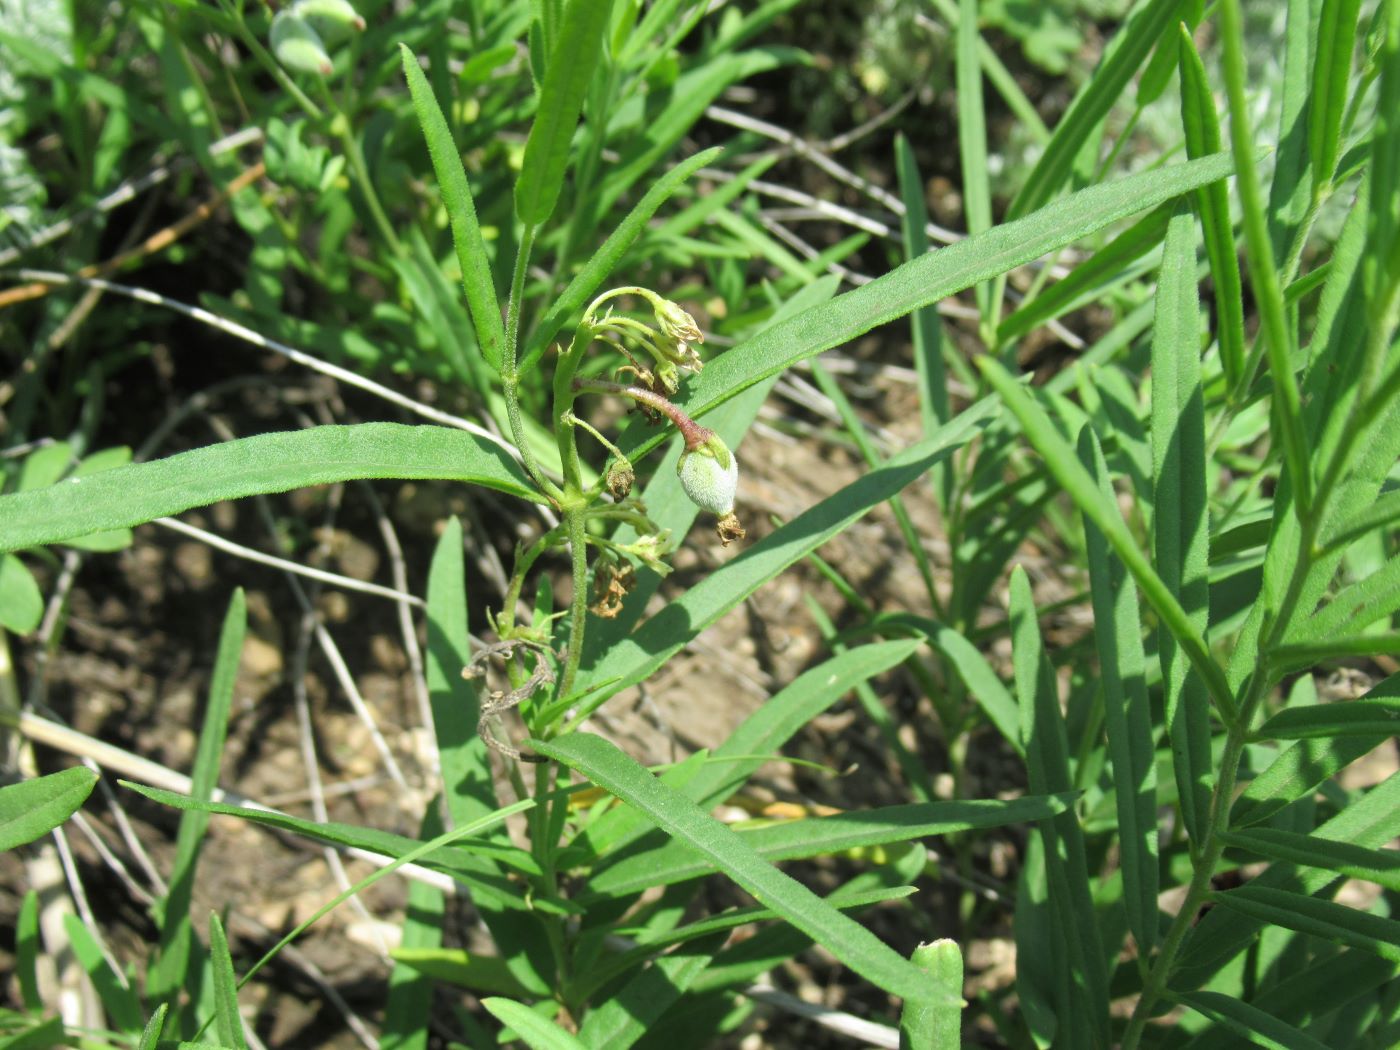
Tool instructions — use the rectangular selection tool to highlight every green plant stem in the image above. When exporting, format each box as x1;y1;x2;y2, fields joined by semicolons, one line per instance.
503;223;563;502
217;0;324;121
556;507;590;704
320;88;403;256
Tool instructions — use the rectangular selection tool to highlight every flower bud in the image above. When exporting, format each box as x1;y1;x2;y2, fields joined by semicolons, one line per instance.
653;299;704;374
605;457;634;500
676;433;737;516
271;11;332;75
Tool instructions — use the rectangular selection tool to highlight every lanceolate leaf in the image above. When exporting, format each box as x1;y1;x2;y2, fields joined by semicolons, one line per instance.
513;0;612;226
1211;885;1400;963
1175;990;1332;1050
615;152;1239;466
0;767;98;852
0;424;541;552
400;46;506;372
534;732;952;1004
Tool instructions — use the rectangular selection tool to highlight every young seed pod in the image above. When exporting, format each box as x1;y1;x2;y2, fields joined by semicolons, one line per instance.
271;11;333;75
676;433;738;516
294;0;366;45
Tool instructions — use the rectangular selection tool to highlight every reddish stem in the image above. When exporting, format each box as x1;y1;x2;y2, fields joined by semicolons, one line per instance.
573;378;711;450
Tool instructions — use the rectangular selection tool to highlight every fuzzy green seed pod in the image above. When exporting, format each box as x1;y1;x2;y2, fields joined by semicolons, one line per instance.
294;0;365;45
271;11;332;75
676;433;737;516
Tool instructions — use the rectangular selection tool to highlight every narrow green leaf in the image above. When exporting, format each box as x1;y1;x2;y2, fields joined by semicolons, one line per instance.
575;932;725;1049
151;590;245;1002
1177;773;1400;989
400;46;506;372
1266;0;1318;261
1177;26;1245;386
957;0;992;327
978;358;1236;722
122;783;542;903
481;997;589;1050
1077;427;1158;954
15;890;40;1012
1211;885;1400;963
587;793;1070;898
900;939;964;1050
208;913;247;1050
0;423;540;552
382;807;445;1050
1151;202;1213;842
522;146;723;369
1175;990;1332;1050
136;1002;168;1050
1309;0;1365;193
996;204;1171;347
535;732;949;1003
0;1016;65;1050
1232;672;1400;827
388;948;534;998
1223;827;1400;891
0;554;42;633
425;518;498;828
562;402;995;718
62;913;142;1033
1010;568;1109;1048
1006;0;1183;222
875;613;1021;755
0;767;97;851
614;152;1239;469
1219;0;1311;509
1253;694;1400;740
894;134;950;510
514;0;612;226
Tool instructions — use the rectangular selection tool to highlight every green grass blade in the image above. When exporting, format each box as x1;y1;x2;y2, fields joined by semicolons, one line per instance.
1175;990;1332;1050
62;912;142;1033
1010;567;1109;1048
1219;0;1311;509
1222;828;1400;891
979;358;1236;722
400;46;506;373
522;145;722;369
561;400;996;717
150;589;245;1002
1309;0;1365;193
1177;26;1246;387
0;423;540;552
207;912;247;1050
925;0;1049;140
513;0;611;226
900;939;964;1050
584;793;1072;898
894;135;951;508
425;518;498;828
1211;885;1400;963
1150;202;1214;841
1077;427;1159;955
957;0;992;328
0;766;97;851
482;998;588;1050
614;152;1239;468
535;732;952;1003
387;949;534;998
